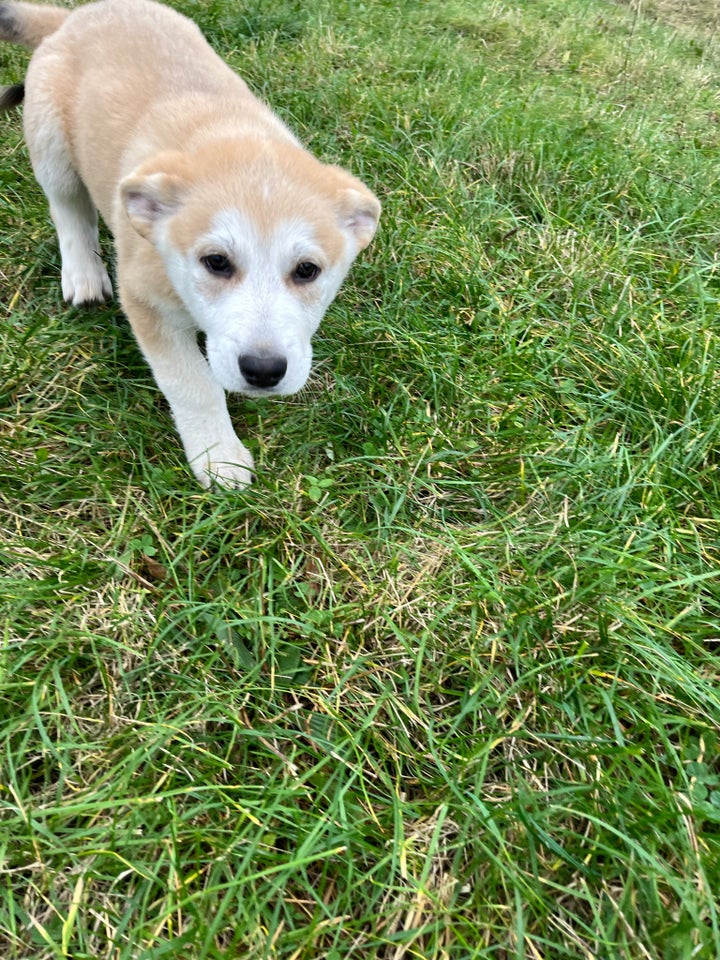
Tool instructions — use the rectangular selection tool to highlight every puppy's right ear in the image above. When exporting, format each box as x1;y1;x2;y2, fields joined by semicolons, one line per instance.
120;160;189;239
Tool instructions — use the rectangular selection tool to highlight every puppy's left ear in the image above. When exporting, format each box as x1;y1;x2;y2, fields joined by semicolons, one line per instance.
333;175;381;251
120;152;190;240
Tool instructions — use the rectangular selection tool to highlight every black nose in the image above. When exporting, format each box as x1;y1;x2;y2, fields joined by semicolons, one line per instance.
239;354;287;389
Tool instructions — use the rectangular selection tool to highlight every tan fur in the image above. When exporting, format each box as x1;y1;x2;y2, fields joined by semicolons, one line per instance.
0;0;67;47
0;0;380;488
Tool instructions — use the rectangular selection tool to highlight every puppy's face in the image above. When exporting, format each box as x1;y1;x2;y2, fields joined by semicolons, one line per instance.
121;141;380;396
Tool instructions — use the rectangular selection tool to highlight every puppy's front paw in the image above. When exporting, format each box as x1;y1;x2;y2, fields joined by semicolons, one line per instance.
190;441;255;490
62;261;113;306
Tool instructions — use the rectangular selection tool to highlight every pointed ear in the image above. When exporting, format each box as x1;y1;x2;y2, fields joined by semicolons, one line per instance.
332;175;381;251
120;164;188;239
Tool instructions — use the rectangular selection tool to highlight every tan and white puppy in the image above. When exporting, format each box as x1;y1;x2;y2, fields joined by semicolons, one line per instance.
0;0;380;487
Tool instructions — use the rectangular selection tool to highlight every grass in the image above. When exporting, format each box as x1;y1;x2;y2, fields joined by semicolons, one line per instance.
1;0;720;956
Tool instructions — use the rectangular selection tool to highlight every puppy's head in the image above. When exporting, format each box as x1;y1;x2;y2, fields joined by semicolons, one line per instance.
120;140;380;395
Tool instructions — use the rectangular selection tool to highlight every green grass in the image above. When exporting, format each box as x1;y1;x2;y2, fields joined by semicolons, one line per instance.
1;0;720;956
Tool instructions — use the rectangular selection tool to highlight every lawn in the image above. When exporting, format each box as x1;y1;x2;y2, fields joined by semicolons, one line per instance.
1;0;719;956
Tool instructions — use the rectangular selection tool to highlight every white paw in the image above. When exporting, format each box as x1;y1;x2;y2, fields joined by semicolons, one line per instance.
189;441;255;490
62;261;113;305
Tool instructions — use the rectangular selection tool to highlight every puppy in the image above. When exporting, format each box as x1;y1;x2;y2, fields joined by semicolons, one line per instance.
0;0;380;487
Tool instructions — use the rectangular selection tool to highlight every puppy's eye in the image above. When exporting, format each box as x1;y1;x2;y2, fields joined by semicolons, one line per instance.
292;261;321;283
201;253;234;278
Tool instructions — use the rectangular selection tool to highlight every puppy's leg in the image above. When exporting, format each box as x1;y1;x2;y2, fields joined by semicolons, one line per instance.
46;181;113;306
123;292;254;489
23;90;112;305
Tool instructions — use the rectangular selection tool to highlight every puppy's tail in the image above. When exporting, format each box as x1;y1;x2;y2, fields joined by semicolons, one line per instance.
0;81;24;110
0;2;69;111
0;1;69;50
